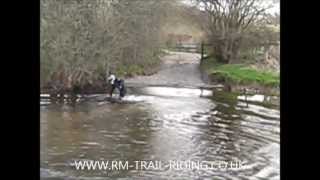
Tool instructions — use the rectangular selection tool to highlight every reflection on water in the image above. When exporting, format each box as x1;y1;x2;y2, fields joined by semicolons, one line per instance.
41;87;280;180
139;86;213;97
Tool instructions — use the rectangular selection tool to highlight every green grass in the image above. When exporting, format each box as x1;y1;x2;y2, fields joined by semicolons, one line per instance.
201;57;279;87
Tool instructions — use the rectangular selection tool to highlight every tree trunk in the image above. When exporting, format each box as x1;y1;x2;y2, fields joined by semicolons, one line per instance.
228;37;241;64
215;42;230;64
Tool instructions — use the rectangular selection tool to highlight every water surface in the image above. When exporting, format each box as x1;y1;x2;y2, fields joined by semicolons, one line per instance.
41;87;279;180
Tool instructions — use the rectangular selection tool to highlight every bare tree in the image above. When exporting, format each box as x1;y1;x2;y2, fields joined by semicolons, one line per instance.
192;0;273;63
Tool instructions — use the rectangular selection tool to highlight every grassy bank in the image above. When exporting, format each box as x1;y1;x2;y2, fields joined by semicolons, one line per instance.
201;57;279;88
116;57;162;78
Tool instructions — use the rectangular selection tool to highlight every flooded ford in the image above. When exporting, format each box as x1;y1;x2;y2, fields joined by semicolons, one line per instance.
40;87;279;180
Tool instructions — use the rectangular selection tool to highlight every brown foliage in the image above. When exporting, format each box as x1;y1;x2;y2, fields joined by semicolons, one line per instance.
193;0;278;63
41;0;177;94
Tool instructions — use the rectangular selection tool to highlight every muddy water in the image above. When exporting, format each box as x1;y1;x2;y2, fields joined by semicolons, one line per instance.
40;87;279;180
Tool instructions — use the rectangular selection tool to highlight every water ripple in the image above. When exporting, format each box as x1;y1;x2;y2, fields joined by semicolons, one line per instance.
41;88;279;180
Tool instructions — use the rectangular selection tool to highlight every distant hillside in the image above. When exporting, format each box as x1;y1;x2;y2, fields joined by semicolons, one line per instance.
159;6;204;45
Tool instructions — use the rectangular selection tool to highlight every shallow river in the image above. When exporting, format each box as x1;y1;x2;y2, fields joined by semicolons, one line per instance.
40;87;280;180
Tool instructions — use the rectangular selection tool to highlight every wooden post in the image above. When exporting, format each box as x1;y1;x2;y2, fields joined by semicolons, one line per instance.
201;42;204;64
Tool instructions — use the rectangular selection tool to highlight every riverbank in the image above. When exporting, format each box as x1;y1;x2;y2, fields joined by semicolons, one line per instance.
40;51;205;95
126;51;207;87
40;51;168;95
115;51;168;78
200;56;280;95
114;55;164;78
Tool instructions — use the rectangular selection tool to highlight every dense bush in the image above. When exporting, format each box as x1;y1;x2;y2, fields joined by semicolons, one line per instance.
41;0;173;93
